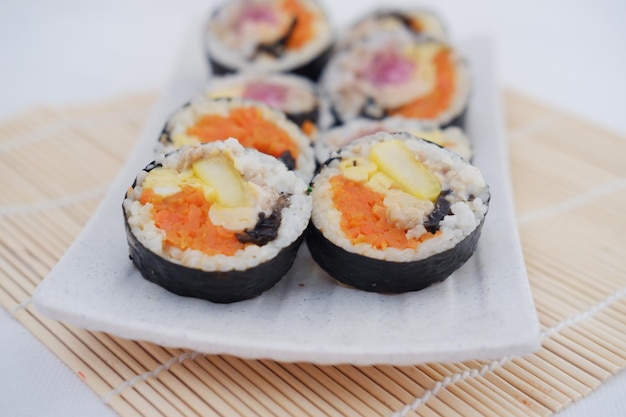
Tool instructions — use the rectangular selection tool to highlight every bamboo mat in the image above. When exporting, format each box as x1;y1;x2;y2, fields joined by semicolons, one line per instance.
1;90;626;417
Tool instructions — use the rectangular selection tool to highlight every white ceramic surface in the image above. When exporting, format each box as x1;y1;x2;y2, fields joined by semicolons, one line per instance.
32;30;541;366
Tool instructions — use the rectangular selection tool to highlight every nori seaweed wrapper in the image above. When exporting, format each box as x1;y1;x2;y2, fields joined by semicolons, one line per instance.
123;203;304;304
305;216;485;293
285;105;320;130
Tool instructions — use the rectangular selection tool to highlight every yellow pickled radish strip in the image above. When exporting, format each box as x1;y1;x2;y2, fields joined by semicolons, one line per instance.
369;140;441;201
192;155;249;208
338;157;378;182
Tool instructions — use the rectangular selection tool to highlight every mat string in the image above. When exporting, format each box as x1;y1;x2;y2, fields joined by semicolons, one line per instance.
507;116;562;143
4;93;624;416
389;283;626;417
9;297;32;316
102;351;203;404
100;183;626;407
98;281;626;409
0;185;109;217
517;178;626;225
0;107;149;154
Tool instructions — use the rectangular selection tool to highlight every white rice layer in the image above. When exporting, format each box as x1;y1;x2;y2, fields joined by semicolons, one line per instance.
310;131;488;262
124;139;312;272
337;7;448;49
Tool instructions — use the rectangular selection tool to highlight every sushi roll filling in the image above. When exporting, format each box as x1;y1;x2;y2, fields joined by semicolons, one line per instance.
328;174;441;250
172;107;299;169
207;78;319;135
136;150;290;257
322;139;446;250
322;34;468;126
242;81;319;127
213;0;315;61
423;191;453;233
241;82;290;108
340;41;455;119
236;195;288;245
387;47;455;119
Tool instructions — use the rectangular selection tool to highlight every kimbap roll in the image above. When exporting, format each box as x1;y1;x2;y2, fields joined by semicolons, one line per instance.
320;32;471;127
204;0;334;80
337;7;447;49
123;139;312;303
314;117;472;164
158;97;316;182
205;73;331;137
307;131;489;293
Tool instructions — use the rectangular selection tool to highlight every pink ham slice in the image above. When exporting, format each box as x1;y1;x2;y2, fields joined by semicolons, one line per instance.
236;5;278;27
362;50;416;87
243;82;288;108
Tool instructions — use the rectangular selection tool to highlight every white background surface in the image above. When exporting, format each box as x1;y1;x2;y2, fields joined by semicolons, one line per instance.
1;1;625;416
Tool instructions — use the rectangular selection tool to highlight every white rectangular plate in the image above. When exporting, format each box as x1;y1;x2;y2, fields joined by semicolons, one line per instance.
33;28;540;366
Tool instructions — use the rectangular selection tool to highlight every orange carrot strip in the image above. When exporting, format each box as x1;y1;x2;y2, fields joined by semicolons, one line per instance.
281;0;314;49
409;18;423;33
142;186;247;256
329;176;434;250
186;107;299;160
300;119;317;137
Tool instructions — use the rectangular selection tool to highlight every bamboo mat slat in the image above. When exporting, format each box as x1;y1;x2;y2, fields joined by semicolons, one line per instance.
1;90;626;417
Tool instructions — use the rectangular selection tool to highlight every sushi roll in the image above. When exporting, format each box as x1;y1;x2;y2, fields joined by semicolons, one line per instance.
337;7;447;49
314;117;472;164
158;97;316;182
204;73;332;137
204;0;334;80
123;139;312;303
320;32;471;128
307;131;489;293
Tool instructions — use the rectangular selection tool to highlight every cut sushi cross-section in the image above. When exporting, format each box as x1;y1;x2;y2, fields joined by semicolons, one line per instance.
306;131;490;293
369;139;441;201
320;34;470;127
222;0;315;56
123;140;313;303
204;0;333;80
